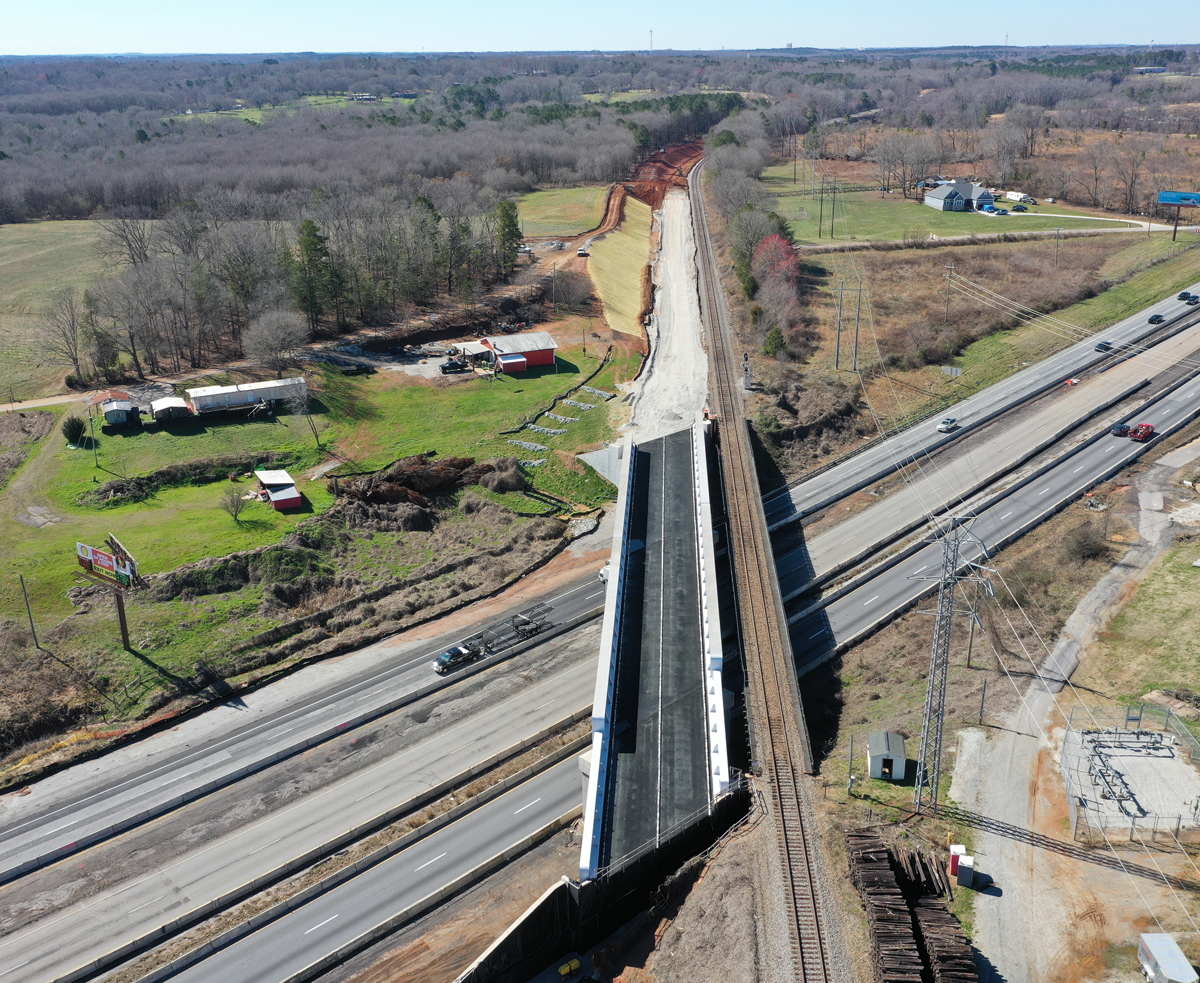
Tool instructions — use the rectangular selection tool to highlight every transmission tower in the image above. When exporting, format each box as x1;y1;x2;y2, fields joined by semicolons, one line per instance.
913;520;993;814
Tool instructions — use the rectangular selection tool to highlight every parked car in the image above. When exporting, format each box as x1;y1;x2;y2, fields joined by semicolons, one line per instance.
1110;424;1131;437
1094;340;1114;352
1011;204;1028;212
980;204;996;213
936;417;959;433
440;358;470;374
432;641;487;675
1149;314;1166;324
1129;423;1156;442
995;208;1009;215
1044;197;1057;203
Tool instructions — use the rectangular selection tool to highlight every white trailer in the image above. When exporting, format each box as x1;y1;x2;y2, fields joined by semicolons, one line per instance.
1139;934;1198;983
185;377;307;414
1005;191;1026;202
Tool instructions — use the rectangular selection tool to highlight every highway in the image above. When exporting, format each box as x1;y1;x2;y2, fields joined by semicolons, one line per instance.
0;575;604;885
165;756;581;983
0;656;596;983
763;287;1200;532
775;323;1200;601
792;372;1200;674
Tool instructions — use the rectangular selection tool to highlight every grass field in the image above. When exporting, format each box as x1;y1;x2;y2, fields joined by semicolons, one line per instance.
518;186;610;237
759;164;1166;244
582;89;656;103
0;221;107;401
587;197;652;338
1084;536;1200;703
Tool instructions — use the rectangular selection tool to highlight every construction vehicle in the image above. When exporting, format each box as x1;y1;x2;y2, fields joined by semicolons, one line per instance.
1130;423;1156;442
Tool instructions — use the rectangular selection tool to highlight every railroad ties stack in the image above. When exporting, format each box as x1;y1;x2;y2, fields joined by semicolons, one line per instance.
845;831;978;983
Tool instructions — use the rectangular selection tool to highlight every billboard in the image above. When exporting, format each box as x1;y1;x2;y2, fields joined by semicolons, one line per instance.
1158;191;1200;207
77;542;133;588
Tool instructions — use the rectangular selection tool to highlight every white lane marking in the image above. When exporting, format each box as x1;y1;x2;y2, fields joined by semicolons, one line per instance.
1038;487;1050;495
808;630;824;639
450;741;474;753
256;836;283;852
0;961;30;978
304;913;339;934
128;894;165;913
1073;466;1085;473
914;566;927;573
354;786;386;803
513;797;543;815
1000;512;1013;520
414;851;448;872
863;595;880;606
1105;444;1117;453
532;700;556;711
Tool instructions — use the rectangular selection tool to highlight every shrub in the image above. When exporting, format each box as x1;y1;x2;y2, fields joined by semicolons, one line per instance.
763;326;787;358
61;415;86;445
1063;521;1109;562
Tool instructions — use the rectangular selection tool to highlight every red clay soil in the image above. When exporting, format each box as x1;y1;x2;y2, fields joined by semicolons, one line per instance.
625;141;705;210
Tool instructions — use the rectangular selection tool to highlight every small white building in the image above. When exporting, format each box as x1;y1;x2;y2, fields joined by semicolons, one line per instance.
185;377;307;414
1139;934;1198;983
150;396;191;422
867;731;907;782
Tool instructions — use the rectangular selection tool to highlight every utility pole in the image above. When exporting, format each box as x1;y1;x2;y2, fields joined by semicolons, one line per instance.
19;574;40;649
913;521;993;813
1054;227;1062;268
89;412;99;467
944;262;956;324
830;183;836;239
835;279;844;369
848;733;855;796
818;179;825;238
853;279;863;372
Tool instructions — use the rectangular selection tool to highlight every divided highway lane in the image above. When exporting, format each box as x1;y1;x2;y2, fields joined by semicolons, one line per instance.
0;575;605;884
764;288;1200;531
0;659;597;983
792;375;1200;674
166;756;582;983
775;325;1200;601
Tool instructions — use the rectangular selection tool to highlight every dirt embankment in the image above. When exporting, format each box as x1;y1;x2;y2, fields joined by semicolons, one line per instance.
625;142;705;211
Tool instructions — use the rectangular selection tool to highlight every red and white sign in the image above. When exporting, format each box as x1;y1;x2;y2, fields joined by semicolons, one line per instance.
77;542;132;587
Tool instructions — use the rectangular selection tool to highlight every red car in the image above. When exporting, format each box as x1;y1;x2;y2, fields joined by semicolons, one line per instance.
1129;423;1156;442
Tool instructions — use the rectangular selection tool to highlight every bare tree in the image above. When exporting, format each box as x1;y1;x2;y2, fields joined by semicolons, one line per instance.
1111;139;1149;216
38;289;87;383
98;213;154;266
1073;141;1111;207
244;310;311;377
220;483;250;522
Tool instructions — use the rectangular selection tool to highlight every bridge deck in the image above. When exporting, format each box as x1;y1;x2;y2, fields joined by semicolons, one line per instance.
604;428;709;866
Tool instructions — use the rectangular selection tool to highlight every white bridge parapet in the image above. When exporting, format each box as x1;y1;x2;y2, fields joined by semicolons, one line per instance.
693;411;730;799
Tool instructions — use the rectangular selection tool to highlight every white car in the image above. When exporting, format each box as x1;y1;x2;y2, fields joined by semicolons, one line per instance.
1044;197;1056;204
936;418;959;433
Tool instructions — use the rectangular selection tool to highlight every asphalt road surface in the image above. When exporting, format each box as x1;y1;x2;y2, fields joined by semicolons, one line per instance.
775;324;1200;601
0;575;605;885
764;287;1200;532
0;658;596;983
166;756;582;983
605;430;709;866
792;373;1200;674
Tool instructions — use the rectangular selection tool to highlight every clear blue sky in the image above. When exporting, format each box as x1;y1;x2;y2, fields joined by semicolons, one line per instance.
2;0;1192;57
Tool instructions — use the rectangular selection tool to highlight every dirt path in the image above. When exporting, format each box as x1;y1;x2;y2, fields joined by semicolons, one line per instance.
626;188;709;442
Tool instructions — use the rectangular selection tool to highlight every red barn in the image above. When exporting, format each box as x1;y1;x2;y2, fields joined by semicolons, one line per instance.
459;331;558;372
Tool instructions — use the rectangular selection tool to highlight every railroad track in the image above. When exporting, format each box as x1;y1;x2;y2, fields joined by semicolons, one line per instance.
687;162;832;983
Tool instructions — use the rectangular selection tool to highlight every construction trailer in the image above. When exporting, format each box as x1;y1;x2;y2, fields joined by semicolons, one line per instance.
185;377;307;415
1139;934;1198;983
867;731;908;782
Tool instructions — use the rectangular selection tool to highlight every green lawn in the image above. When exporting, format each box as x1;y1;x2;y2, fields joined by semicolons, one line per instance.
518;186;610;237
582;89;656;103
759;164;1158;244
0;221;108;401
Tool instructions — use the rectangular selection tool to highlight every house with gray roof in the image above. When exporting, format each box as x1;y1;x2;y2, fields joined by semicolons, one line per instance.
924;180;994;212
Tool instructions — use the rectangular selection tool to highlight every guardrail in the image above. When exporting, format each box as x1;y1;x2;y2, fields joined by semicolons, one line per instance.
580;435;636;880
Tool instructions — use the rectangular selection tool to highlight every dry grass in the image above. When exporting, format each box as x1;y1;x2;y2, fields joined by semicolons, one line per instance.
588;196;652;338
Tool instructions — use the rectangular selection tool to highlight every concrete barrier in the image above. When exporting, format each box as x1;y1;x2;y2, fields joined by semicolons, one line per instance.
61;717;593;983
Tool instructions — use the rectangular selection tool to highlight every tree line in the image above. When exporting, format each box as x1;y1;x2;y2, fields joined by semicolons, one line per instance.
37;180;523;385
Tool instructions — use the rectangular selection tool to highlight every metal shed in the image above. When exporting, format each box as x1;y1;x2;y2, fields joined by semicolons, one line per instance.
150;396;191;422
867;731;907;782
185;377;307;415
254;469;302;511
100;399;134;426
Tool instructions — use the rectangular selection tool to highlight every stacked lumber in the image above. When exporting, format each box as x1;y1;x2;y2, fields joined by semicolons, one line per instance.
894;847;953;898
914;897;978;983
846;833;925;983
